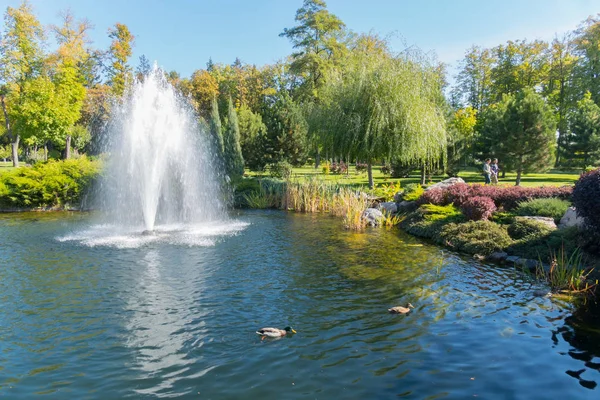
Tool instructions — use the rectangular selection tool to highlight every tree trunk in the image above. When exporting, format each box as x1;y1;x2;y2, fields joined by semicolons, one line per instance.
44;143;48;162
315;149;320;169
1;93;19;167
11;136;19;167
515;169;522;186
64;135;72;159
420;164;426;185
501;170;506;178
367;162;374;189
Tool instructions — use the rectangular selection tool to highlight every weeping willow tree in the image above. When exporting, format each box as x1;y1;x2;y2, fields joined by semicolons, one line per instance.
319;47;448;188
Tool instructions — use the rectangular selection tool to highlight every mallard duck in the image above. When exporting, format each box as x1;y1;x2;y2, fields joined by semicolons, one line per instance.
388;303;414;314
256;326;296;339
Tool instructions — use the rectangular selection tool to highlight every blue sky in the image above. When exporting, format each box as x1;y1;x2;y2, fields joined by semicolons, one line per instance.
1;0;598;80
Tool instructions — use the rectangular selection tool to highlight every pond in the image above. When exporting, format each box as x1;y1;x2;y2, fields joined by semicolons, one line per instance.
0;210;599;399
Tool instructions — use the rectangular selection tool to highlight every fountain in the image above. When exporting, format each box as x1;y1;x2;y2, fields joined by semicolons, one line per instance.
101;66;225;233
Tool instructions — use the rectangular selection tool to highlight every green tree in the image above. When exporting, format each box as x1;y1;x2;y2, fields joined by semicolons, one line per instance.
237;103;267;170
544;34;578;166
135;54;151;81
280;0;347;100
223;97;244;179
453;46;495;112
107;23;134;96
574;15;600;104
0;0;46;166
481;89;556;185
319;49;447;188
209;96;224;156
568;92;600;168
50;11;90;158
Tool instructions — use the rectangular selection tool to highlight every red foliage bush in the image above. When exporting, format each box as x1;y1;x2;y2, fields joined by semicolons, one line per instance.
572;168;600;234
460;196;497;221
416;188;446;205
417;183;572;210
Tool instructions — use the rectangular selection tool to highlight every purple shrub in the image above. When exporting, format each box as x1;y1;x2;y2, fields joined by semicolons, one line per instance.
460;196;497;221
572;168;600;234
417;187;446;205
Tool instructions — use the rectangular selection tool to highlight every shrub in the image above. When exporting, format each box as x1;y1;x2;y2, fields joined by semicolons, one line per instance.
490;212;516;225
445;183;471;206
233;178;261;207
415;183;573;210
572;168;600;234
507;217;555;240
416;187;445;205
507;226;579;262
402;184;424;202
269;161;293;179
399;204;463;241
372;181;401;202
460;196;496;221
390;161;415;178
380;164;392;176
515;198;570;223
331;161;348;174
355;162;368;174
440;221;512;256
0;157;102;208
322;162;330;175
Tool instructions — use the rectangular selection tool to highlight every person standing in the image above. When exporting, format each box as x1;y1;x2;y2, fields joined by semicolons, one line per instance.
490;158;499;185
483;158;491;185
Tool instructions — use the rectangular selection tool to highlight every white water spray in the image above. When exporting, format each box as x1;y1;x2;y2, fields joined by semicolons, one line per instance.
101;67;225;232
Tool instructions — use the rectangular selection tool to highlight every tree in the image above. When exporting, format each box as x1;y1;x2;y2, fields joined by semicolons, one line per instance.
453;46;495;112
136;54;151;81
574;15;600;104
237;103;267;170
544;34;578;166
260;92;308;167
190;69;219;117
319;49;447;188
480;89;556;185
50;11;90;159
280;0;347;100
447;106;477;175
0;1;46;166
568;92;600;168
209;96;224;156
223;97;244;179
107;23;134;96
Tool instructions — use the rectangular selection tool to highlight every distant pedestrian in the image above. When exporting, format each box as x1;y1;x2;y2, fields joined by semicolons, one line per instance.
483;158;491;185
490;158;499;185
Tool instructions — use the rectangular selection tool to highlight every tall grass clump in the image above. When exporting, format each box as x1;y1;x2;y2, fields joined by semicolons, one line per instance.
331;188;369;230
536;247;596;295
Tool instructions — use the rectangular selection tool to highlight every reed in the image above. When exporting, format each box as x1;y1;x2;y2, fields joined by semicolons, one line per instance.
536;247;597;295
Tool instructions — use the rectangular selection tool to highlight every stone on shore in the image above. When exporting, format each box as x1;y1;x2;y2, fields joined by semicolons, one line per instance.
425;177;465;191
362;208;384;227
379;201;398;214
558;207;584;230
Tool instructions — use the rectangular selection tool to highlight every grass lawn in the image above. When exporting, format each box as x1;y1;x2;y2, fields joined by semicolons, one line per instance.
248;164;580;188
0;161;16;175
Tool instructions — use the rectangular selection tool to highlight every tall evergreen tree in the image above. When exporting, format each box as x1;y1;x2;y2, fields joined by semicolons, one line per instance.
209;96;224;156
480;89;556;185
223;97;244;179
568;92;600;168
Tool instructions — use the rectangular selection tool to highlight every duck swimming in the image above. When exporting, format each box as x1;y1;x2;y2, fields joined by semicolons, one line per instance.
388;303;414;314
256;326;297;339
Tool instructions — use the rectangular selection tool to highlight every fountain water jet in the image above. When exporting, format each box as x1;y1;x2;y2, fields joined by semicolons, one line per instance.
101;66;225;232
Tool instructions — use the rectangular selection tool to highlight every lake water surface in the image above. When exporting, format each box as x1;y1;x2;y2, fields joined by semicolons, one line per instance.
1;210;599;399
